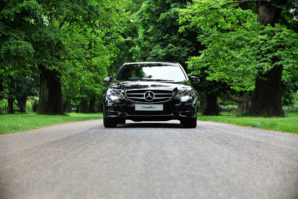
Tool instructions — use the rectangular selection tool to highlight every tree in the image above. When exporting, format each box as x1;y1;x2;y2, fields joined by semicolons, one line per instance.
0;0;41;113
1;0;126;114
0;73;38;113
179;0;298;116
59;0;131;113
134;0;223;115
36;0;104;114
109;0;144;75
249;0;297;116
0;0;65;114
134;0;203;66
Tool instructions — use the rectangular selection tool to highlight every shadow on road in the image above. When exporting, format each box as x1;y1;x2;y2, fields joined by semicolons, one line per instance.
118;122;181;128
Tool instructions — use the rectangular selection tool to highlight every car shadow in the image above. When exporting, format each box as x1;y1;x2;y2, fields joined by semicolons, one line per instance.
118;122;181;128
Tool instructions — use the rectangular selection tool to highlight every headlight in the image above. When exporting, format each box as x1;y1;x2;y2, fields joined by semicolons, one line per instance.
175;89;194;98
106;89;125;102
175;89;195;102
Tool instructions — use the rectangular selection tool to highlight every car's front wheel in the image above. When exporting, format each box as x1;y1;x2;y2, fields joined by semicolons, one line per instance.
181;117;197;128
103;117;117;128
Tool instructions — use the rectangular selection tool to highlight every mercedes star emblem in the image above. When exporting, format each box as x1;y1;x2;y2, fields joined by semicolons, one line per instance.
144;91;154;102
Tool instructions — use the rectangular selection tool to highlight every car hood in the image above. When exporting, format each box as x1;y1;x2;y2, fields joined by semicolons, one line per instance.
110;81;192;91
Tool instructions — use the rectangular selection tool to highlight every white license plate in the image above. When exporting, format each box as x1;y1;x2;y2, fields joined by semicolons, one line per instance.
135;104;163;111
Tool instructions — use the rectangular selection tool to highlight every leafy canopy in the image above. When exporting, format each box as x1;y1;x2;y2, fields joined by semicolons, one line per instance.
179;0;298;92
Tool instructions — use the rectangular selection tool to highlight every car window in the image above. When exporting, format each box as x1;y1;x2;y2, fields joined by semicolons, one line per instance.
116;64;187;82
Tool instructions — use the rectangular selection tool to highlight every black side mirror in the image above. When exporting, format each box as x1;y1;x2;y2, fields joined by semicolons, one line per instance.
103;76;112;83
190;76;200;84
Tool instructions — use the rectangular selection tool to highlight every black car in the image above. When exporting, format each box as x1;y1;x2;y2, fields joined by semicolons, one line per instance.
103;62;199;128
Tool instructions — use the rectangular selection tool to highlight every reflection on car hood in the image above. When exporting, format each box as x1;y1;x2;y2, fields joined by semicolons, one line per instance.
110;81;191;90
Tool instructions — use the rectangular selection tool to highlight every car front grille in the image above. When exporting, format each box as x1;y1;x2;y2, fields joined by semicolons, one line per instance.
125;89;174;103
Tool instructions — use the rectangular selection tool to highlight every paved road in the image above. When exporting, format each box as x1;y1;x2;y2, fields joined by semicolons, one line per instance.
0;120;298;199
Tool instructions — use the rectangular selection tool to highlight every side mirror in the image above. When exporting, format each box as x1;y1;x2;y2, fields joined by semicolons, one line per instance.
190;76;200;84
103;76;112;83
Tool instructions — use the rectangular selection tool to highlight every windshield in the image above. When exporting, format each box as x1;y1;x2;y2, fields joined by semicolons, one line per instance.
116;64;187;82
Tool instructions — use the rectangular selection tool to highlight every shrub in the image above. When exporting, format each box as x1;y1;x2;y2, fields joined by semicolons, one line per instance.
0;100;8;114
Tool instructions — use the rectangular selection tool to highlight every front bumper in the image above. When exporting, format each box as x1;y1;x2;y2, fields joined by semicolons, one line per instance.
104;99;197;121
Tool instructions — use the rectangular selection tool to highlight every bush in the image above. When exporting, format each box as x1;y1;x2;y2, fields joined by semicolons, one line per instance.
284;106;298;113
26;101;33;112
219;105;237;112
0;99;8;114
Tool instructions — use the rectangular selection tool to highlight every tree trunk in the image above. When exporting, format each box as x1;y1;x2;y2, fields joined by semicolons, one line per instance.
32;98;39;112
249;1;284;116
38;65;63;114
250;66;284;116
89;98;96;113
97;101;103;112
7;98;14;114
198;95;207;113
79;99;89;113
203;94;219;115
237;100;250;113
16;96;27;113
63;103;72;113
228;94;251;113
0;78;3;100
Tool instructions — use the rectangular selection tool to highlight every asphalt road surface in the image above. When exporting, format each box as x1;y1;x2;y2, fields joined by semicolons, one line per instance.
0;120;298;199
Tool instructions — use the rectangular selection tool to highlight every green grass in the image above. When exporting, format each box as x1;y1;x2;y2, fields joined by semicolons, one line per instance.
0;113;102;134
1;112;297;134
198;112;298;134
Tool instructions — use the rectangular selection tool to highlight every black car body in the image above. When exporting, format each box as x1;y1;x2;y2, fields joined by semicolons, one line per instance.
103;62;199;128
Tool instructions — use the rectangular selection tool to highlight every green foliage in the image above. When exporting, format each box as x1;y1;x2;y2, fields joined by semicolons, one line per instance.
1;0;297;114
0;98;36;113
59;0;133;108
133;0;200;67
282;80;297;106
0;98;22;113
1;0;130;112
0;73;39;100
188;25;297;91
25;101;32;112
0;99;8;114
279;0;298;31
179;0;298;92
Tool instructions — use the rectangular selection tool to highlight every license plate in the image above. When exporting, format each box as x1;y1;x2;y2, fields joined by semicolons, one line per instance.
135;104;163;111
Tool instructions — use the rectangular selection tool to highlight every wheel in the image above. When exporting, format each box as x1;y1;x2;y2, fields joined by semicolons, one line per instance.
103;117;117;128
181;117;197;128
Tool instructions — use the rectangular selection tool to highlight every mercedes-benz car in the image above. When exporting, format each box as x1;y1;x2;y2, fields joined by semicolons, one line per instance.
103;62;200;128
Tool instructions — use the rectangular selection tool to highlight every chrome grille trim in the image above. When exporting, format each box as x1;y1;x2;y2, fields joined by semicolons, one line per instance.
125;89;174;103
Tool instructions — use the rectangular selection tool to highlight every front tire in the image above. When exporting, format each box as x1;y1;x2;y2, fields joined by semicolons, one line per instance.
103;117;117;128
181;117;197;128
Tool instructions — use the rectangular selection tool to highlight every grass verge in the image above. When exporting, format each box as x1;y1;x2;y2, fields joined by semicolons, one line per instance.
198;112;298;134
0;113;102;134
2;112;297;134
